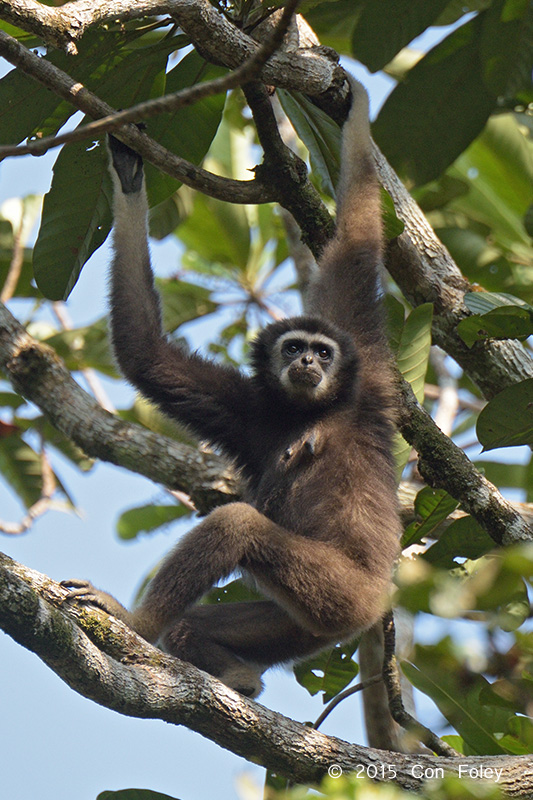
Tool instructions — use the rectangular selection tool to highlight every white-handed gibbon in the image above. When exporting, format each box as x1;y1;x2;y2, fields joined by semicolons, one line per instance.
62;74;400;698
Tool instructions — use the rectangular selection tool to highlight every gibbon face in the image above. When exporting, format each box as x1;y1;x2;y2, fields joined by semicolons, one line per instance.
271;329;340;402
250;316;359;408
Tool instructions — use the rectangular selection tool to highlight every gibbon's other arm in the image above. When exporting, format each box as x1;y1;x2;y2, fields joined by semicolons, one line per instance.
310;76;386;352
107;136;250;458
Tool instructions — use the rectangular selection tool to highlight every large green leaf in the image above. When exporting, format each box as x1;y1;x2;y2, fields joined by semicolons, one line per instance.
402;487;459;548
0;29;145;146
158;278;217;333
351;0;451;73
304;0;363;53
117;504;189;540
33;48;225;300
404;639;528;754
458;307;533;347
423;515;495;568
392;303;433;476
43;319;115;374
278;90;341;197
99;791;179;800
33;41;169;299
477;378;533;450
450;115;533;253
374;0;533;185
0;433;44;508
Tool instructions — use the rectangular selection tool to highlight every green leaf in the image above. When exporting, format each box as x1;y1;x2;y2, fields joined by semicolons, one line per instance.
374;1;533;185
158;278;217;333
278;90;342;197
33;48;225;301
304;0;362;53
392;303;433;477
351;0;451;72
477;378;533;450
0;434;45;508
464;291;533;315
0;392;26;410
178;193;250;271
99;790;180;800
294;639;360;701
423;515;495;568
450;114;533;253
381;188;405;239
385;294;406;354
457;306;533;347
402;487;459;548
475;459;530;491
33;139;112;300
144;53;226;205
117;504;189;540
395;303;433;400
0;29;146;146
16;416;94;473
404;640;524;754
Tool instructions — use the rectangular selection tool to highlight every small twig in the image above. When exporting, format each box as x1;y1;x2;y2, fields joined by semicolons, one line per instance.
382;612;459;758
313;674;382;730
52;302;115;413
0;0;300;160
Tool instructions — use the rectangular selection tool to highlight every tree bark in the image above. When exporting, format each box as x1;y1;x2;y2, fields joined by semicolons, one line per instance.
1;552;532;796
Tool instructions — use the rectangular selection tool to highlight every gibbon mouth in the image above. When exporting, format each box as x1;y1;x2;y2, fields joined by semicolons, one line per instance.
288;364;322;387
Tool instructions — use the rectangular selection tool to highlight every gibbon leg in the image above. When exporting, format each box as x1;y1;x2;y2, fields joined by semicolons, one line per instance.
132;502;388;643
163;601;334;697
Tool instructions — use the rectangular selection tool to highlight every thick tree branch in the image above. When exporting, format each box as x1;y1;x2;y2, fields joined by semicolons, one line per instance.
0;301;239;514
376;151;533;400
243;80;335;256
1;551;532;795
0;0;340;88
398;378;532;545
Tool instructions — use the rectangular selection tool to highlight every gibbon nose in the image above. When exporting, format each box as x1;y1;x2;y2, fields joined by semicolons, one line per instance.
301;354;313;365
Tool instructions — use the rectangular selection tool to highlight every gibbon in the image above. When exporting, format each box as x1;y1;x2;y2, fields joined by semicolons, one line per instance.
63;75;400;698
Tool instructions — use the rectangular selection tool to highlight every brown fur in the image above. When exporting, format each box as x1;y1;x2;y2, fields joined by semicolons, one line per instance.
62;76;400;697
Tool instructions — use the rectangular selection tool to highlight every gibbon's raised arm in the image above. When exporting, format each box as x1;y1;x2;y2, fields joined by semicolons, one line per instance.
108;137;251;458
310;77;385;352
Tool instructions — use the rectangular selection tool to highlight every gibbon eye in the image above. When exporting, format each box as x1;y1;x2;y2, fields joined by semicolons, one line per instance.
284;341;302;356
316;347;332;360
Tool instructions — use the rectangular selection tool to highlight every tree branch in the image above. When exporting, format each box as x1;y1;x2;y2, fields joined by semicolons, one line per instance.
0;301;239;514
0;0;340;88
0;28;275;205
398;377;532;545
0;0;301;160
243;80;335;256
382;612;459;758
1;551;532;795
3;0;532;400
376;150;533;400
